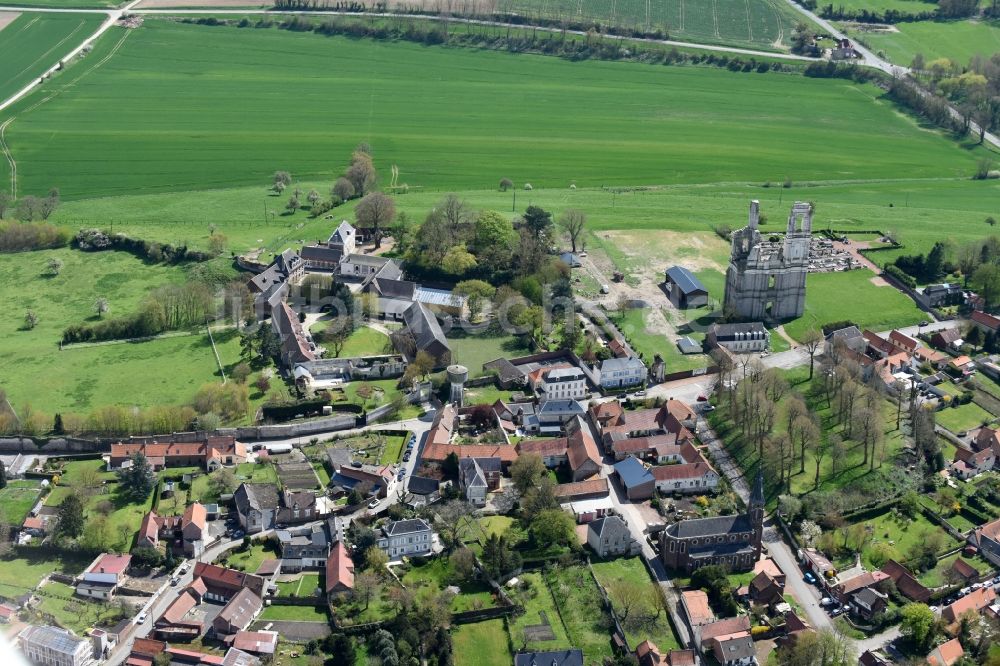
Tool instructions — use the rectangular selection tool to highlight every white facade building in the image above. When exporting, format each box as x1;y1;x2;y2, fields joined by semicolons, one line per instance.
377;519;435;558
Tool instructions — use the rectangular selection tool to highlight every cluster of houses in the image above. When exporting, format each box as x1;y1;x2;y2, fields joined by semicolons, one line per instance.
247;221;461;375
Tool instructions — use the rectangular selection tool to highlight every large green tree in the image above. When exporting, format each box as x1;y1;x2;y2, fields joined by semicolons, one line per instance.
118;452;155;501
56;493;85;539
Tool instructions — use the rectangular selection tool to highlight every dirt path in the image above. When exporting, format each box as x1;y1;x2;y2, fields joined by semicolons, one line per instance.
0;11;21;31
773;324;798;348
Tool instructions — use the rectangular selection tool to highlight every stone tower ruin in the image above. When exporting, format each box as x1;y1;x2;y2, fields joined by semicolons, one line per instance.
723;200;811;322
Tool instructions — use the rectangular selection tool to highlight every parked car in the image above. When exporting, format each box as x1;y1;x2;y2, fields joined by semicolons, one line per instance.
397;470;405;481
820;597;834;607
830;606;845;617
696;395;708;402
170;576;179;586
633;390;647;397
367;498;380;510
178;563;189;575
803;572;816;584
135;612;148;625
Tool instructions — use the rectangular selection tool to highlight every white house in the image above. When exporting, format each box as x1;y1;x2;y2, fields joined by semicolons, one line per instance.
534;366;588;401
599;357;647;390
76;553;131;601
651;462;720;495
458;458;489;507
377;519;435;559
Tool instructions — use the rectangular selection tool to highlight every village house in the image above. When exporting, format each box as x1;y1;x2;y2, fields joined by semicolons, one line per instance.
709;633;756;666
18;625;94;666
328;459;394;499
271;300;315;369
212;588;263;637
529;365;589;401
851;587;889;622
664;266;709;309
233;484;317;534
879;560;931;603
613;456;656;501
680;590;715;627
744;571;783;608
458;457;500;507
636;641;695;666
586;515;638;558
76;553;131;601
927;637;965;666
707;322;769;354
941;586;996;625
554;478;613;523
276;522;331;572
652;461;720;495
971;309;1000;336
395;302;451;369
110;438;246;471
377;519;435;559
598;357;647;390
326;541;355;600
698;616;752;653
249;249;304;318
921;283;965;308
229;631;279;657
517;437;569;468
192;562;267;602
513;650;583;666
951;445;995;480
824;325;865;358
931;327;963;351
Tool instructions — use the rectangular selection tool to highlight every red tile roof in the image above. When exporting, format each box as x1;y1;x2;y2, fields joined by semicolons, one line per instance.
422;443;518;464
22;516;44;530
651;461;716;481
950;558;979;581
231;631;278;655
552;478;609;499
138;511;160;545
889;330;918;352
517;438;569;458
699;616;751;645
132;639;167;658
928;637;965;666
326;541;354;594
88;553;131;576
942;586;996;623
681;590;715;626
972;310;1000;331
567;425;601;477
182;503;208;533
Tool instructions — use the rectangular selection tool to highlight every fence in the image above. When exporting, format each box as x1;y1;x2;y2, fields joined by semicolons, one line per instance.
452;605;519;625
268;595;327;606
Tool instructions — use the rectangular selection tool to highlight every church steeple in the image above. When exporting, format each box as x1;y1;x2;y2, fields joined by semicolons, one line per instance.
750;469;765;511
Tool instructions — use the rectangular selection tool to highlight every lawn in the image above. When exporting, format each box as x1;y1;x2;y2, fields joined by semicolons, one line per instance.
453;619;512;666
782;270;925;342
377;433;408;465
591;557;680;651
848;507;961;570
479;516;515;540
0;248;237;415
221;541;279;573
507;572;571;652
0;551;91;600
236;462;279;484
937;402;995;434
258;604;328;622
495;0;811;50
400;557;497;612
543;565;615;662
448;335;531;378
0;12;104;102
611;307;711;372
4;20;987;203
853;18;1000;67
311;324;390;358
277;572;322;598
33;580;127;634
918;552;995;588
0;480;43;524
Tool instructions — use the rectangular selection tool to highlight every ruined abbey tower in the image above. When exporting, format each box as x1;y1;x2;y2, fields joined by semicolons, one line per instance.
723;201;811;322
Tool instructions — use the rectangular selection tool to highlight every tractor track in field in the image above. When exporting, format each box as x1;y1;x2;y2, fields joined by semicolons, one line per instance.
0;117;15;197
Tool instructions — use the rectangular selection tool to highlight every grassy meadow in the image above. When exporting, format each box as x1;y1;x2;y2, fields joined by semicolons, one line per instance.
851;18;1000;66
826;0;935;12
2;19;990;200
0;12;103;103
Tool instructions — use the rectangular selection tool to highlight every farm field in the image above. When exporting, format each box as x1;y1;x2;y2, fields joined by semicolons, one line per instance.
0;12;103;102
825;0;935;12
1;20;989;201
495;0;810;50
853;18;1000;67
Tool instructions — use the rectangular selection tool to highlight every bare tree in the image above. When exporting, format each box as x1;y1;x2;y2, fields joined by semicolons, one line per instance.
557;209;587;253
355;192;396;248
354;570;380;610
607;579;643;624
94;298;109;319
800;328;823;379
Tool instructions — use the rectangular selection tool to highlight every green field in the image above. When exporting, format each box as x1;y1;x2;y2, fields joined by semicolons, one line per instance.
0;480;42;524
0;13;104;103
496;0;810;50
825;0;935;12
853;18;1000;66
2;20;988;201
782;269;924;341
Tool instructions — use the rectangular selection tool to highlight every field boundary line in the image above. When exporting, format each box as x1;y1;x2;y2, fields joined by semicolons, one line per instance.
6;18;89;87
0;117;14;196
206;321;227;384
745;0;753;42
712;0;720;38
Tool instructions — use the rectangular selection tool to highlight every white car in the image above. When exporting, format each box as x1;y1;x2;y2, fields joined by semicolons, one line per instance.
367;498;380;510
135;612;148;625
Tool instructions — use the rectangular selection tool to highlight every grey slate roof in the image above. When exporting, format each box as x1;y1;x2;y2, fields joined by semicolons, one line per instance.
826;325;863;342
588;515;627;540
613;456;654;489
672;514;753;539
600;357;646;373
514;650;584;666
459;458;487;489
301;245;343;263
382;518;432;536
402;302;450;355
665;266;708;295
236;483;280;512
711;322;768;340
407;476;440;495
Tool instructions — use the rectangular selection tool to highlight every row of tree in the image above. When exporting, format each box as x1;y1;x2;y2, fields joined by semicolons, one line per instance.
0;188;60;223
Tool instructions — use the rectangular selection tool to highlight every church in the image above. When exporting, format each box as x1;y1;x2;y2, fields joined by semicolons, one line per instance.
660;471;765;573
